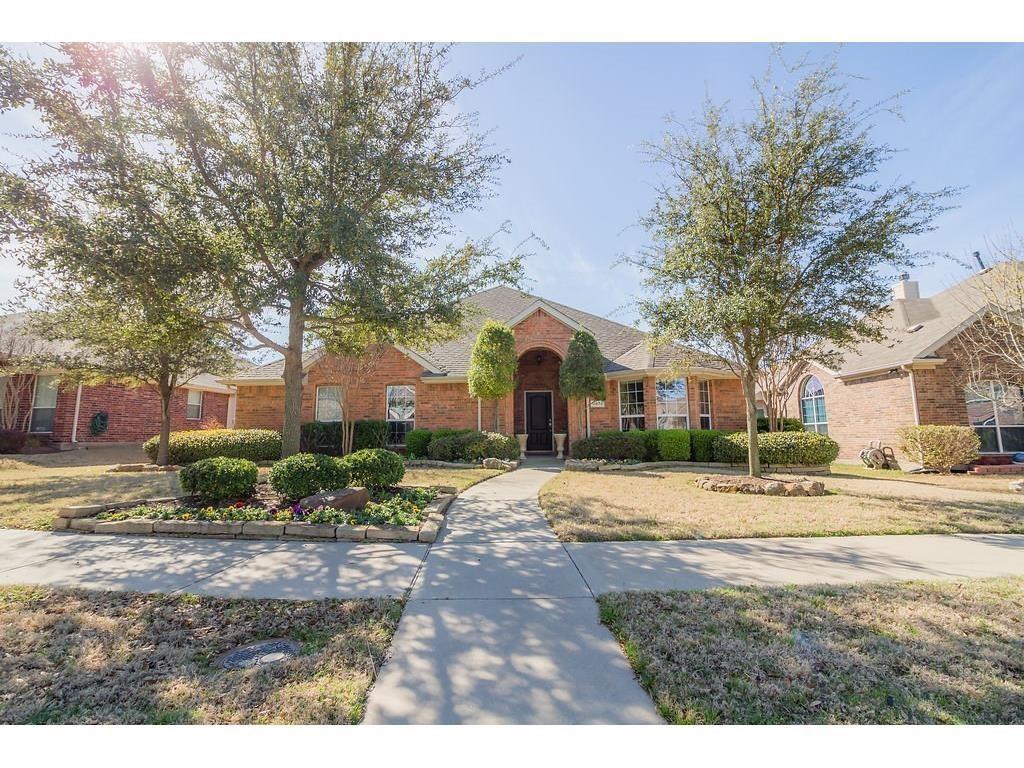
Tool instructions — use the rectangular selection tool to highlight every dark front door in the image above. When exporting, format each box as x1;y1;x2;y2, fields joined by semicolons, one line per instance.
525;391;553;452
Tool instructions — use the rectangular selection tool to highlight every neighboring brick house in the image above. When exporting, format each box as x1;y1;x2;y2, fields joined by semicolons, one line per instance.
0;313;235;448
781;269;1024;464
224;286;746;454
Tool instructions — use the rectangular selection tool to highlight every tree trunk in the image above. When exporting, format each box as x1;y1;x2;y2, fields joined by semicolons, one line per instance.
741;372;761;478
281;289;307;457
156;381;173;466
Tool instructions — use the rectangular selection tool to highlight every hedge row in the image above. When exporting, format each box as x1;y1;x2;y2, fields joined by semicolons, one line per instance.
713;431;839;466
299;419;388;455
406;427;520;463
143;429;282;464
572;428;837;466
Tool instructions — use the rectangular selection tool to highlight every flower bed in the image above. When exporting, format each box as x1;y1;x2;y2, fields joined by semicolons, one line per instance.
53;483;457;543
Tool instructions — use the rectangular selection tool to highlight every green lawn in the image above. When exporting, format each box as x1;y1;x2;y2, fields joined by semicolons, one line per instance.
599;577;1024;724
0;585;401;724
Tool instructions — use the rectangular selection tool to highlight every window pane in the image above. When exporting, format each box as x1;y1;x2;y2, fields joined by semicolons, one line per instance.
186;390;203;419
34;375;58;409
966;395;996;426
620;381;646;430
386;386;415;445
975;427;1000;453
995;389;1024;426
657;415;687;430
999;427;1024;453
316;386;343;422
699;415;712;430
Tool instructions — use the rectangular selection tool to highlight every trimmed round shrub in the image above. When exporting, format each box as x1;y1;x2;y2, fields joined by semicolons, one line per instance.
756;417;804;433
689;429;722;462
470;432;521;462
0;428;28;454
571;430;646;461
897;425;980;473
656;429;691;461
180;457;258;502
341;448;405;490
428;431;484;462
405;428;433;459
268;452;349;501
713;431;840;466
143;428;281;464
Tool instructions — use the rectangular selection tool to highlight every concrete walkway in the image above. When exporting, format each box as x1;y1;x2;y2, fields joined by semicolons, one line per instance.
0;529;424;599
363;464;663;724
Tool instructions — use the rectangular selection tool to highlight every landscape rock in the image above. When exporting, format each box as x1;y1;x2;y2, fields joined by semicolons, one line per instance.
482;457;516;470
695;474;826;497
153;519;203;534
51;517;70;530
94;519;155;534
240;520;285;537
564;458;604;472
69;518;98;532
59;504;105;519
1010;480;1024;494
335;524;367;541
285;522;336;538
366;525;419;542
299;487;369;511
418;519;441;543
194;520;244;536
108;463;148;472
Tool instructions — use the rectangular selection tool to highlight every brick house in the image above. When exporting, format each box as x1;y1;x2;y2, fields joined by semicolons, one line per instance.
781;269;1024;464
0;312;235;448
224;286;747;454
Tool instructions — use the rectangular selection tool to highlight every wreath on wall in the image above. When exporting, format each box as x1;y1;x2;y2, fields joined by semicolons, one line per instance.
89;411;109;436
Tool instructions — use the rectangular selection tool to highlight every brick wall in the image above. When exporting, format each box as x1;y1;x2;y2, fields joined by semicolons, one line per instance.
913;341;970;426
7;375;229;444
783;362;918;461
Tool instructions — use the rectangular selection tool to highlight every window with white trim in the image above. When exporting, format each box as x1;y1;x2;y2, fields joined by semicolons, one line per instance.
966;381;1024;453
185;389;203;420
386;385;415;446
698;380;712;429
799;376;828;434
29;374;58;433
655;378;689;430
619;380;646;431
315;385;343;422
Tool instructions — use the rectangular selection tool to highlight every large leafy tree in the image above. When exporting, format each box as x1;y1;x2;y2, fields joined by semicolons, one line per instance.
559;328;605;438
467;319;517;431
27;286;236;465
634;58;952;476
0;43;521;456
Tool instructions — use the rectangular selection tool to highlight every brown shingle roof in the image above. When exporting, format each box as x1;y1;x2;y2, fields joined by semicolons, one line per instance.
228;285;732;383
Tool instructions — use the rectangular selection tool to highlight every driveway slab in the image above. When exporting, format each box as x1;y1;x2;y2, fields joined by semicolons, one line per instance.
567;533;1024;593
412;541;592;600
363;597;661;724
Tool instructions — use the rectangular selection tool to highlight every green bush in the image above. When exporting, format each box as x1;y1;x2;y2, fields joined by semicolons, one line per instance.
657;429;691;461
756;417;804;433
571;430;647;461
896;425;980;473
638;429;661;461
405;428;433;458
354;419;388;450
341;448;405;490
713;431;840;466
143;428;282;464
470;432;521;461
689;429;722;462
268;453;349;501
179;457;259;502
425;430;520;463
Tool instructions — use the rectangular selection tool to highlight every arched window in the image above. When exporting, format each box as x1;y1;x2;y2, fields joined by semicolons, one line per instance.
799;376;828;434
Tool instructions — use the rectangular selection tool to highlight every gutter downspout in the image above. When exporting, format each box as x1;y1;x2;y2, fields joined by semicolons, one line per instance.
70;383;83;444
477;398;482;431
586;397;591;437
905;367;921;426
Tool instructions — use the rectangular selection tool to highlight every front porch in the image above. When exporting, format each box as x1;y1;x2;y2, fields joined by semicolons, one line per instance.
512;347;570;456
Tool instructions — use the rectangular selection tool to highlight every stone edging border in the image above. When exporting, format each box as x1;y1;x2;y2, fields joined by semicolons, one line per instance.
405;458;519;470
52;489;458;544
564;459;830;475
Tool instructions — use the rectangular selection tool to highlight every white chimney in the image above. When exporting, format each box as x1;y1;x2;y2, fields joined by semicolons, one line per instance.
892;273;920;301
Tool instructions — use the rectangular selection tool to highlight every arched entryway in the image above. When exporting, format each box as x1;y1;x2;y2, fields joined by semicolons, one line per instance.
514;347;569;454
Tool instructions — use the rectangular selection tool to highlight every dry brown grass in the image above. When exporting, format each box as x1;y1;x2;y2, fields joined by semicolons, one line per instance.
0;455;181;531
401;466;502;491
829;462;1021;493
540;465;1024;541
0;585;401;724
598;577;1024;724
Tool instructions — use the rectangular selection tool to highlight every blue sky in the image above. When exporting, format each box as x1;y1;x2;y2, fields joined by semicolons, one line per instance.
2;43;1023;329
